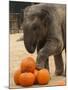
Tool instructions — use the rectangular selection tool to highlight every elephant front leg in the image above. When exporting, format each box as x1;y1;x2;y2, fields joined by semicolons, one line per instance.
36;41;49;70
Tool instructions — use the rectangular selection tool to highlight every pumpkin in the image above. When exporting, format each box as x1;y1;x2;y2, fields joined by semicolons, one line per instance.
21;56;36;73
34;69;38;84
14;68;21;85
37;69;50;85
19;72;35;86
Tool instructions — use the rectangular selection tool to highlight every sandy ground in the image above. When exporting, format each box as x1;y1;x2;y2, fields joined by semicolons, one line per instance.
9;33;66;89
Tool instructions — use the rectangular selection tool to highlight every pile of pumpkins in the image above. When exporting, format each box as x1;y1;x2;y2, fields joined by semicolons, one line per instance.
14;56;65;87
14;56;50;87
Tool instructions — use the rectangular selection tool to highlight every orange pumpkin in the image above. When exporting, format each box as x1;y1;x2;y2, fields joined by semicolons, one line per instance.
19;72;35;87
34;69;38;84
21;57;36;73
14;68;21;85
37;69;50;85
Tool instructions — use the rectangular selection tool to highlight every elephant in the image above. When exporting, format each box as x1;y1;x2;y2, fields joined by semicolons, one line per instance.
22;4;66;76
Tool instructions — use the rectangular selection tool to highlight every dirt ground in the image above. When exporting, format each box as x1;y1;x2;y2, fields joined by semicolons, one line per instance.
9;33;66;89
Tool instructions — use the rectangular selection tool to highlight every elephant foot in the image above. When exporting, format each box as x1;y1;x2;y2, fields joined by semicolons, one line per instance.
36;63;45;70
55;69;63;76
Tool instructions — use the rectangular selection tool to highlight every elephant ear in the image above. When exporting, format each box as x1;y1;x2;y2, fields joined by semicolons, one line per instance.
39;9;52;26
24;6;30;16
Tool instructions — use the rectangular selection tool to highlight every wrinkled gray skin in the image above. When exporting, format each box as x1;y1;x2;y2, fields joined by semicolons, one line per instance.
22;4;66;76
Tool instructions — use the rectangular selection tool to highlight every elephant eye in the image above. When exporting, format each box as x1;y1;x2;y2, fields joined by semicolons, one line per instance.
33;26;38;31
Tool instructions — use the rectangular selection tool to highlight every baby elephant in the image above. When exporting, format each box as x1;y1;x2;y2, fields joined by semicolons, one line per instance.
22;4;66;76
